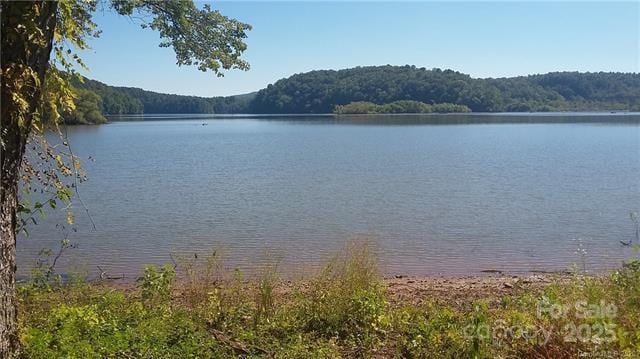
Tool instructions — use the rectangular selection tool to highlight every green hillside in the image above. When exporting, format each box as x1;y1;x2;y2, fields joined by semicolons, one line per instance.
67;66;640;123
250;66;640;113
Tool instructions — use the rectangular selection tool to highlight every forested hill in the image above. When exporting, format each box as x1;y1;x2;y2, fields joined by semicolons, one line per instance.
249;66;640;113
67;77;254;123
69;66;640;123
76;78;255;115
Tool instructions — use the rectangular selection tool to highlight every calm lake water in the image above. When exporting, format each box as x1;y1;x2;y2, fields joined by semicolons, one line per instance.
17;114;640;278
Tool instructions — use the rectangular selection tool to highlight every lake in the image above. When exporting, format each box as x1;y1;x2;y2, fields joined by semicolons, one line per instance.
17;114;640;279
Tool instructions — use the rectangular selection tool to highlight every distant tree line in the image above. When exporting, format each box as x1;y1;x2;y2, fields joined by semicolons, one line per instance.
66;66;640;123
68;77;253;123
334;100;471;114
250;66;640;113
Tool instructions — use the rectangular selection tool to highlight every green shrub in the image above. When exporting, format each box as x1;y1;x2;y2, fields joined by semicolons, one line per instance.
394;304;476;358
296;242;389;347
139;264;175;304
334;100;471;114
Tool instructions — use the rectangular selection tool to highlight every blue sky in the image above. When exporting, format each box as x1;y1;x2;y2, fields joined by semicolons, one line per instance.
80;1;639;97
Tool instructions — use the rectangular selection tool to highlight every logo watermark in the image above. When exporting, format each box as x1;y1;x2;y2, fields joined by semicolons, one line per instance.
463;298;620;347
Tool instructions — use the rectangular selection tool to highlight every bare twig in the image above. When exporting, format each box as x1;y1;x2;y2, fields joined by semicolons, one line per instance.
96;265;125;281
169;253;178;270
61;122;97;230
44;230;76;281
208;327;270;356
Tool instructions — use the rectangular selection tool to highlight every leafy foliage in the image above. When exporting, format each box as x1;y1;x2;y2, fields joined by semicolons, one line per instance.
297;242;388;347
17;245;640;358
61;88;106;124
111;1;251;75
139;265;176;304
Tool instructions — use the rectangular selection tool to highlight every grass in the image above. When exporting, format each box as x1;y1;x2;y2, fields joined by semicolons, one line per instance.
17;243;640;358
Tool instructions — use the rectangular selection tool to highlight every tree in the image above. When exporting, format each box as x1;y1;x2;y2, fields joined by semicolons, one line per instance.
0;1;250;356
62;89;107;124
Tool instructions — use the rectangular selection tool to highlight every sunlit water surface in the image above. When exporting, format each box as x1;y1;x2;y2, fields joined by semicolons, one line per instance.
17;114;640;279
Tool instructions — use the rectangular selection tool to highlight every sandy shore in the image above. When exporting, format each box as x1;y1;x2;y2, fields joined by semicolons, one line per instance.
382;273;572;308
101;271;576;309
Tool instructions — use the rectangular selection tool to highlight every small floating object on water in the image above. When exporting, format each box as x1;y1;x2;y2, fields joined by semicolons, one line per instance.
620;240;632;246
202;122;208;126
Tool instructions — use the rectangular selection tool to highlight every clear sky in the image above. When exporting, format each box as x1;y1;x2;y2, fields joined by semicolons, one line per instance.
79;1;639;97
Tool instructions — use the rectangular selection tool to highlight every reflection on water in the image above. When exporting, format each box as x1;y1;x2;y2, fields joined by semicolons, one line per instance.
18;114;640;279
109;112;640;125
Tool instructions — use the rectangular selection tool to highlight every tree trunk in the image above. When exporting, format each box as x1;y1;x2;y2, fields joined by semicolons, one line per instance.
1;2;57;357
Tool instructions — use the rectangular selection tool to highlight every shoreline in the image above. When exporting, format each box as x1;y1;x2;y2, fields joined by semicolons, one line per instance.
102;111;640;122
381;272;573;308
92;271;577;307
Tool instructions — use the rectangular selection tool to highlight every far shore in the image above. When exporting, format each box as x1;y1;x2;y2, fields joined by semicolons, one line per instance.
94;111;640;125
